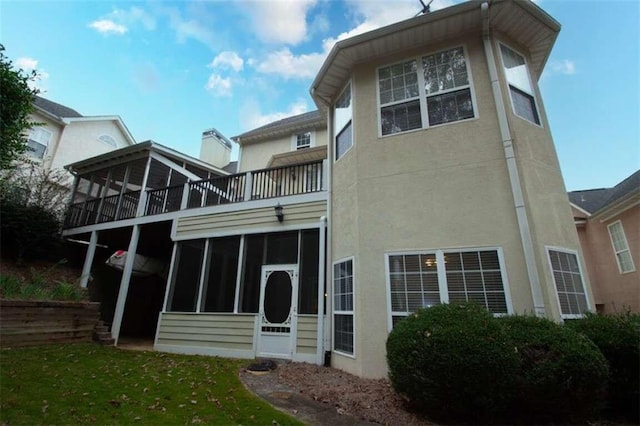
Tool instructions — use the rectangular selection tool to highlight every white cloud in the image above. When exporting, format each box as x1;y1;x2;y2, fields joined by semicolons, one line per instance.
15;57;49;92
255;48;325;79
15;57;38;70
162;7;217;48
88;19;128;35
111;6;156;30
241;99;309;131
253;0;455;80
205;74;232;97
210;51;244;72
550;59;576;75
240;0;317;45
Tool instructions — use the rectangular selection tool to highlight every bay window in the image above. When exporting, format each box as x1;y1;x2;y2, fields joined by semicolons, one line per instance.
378;46;475;136
500;43;540;125
387;248;510;327
547;248;589;318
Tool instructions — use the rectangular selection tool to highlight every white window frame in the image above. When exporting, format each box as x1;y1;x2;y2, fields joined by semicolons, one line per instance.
332;256;355;357
376;45;478;138
546;246;591;319
498;42;542;127
26;126;52;159
291;131;314;151
385;247;512;331
607;221;636;273
334;81;353;162
98;134;118;148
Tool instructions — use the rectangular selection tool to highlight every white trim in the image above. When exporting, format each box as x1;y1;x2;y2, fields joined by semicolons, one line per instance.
376;44;478;138
316;216;327;365
545;245;592;319
497;41;543;128
569;202;592;217
332;256;355;358
607;220;636;274
233;235;246;313
195;239;210;312
597;198;640;223
384;246;513;330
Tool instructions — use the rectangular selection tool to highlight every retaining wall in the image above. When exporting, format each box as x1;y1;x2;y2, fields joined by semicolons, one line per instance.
0;300;100;347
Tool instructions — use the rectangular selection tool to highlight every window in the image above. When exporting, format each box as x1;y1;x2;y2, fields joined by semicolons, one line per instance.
387;248;509;326
333;258;354;355
26;127;52;159
294;131;312;150
334;82;352;161
378;46;475;136
98;134;117;148
547;248;589;318
500;44;540;125
608;221;635;273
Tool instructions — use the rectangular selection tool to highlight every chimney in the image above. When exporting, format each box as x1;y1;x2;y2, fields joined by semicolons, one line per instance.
199;128;232;169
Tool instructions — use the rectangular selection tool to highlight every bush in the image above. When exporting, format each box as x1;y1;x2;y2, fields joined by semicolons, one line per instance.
386;303;519;424
501;315;609;424
567;311;640;422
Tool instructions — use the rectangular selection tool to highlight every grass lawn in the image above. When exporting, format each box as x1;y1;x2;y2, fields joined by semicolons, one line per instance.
0;343;301;425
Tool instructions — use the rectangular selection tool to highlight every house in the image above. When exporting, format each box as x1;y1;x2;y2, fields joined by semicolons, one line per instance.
25;96;136;176
568;171;640;314
61;0;592;379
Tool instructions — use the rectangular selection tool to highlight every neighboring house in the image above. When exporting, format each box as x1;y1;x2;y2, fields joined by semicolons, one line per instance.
25;96;136;176
568;171;640;314
61;0;591;379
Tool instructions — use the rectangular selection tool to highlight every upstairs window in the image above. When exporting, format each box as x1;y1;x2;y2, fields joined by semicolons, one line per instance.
608;221;635;273
293;131;312;150
98;134;117;148
378;46;475;136
334;82;352;161
500;44;540;125
26;126;52;159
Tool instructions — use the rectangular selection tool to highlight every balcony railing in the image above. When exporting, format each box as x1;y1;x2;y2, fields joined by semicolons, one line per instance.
63;160;325;229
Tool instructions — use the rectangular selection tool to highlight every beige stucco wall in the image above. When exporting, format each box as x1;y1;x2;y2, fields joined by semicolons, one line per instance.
239;128;328;172
48;119;132;172
576;206;640;313
330;34;584;378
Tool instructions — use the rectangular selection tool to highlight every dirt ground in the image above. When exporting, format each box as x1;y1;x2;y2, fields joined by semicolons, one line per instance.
241;362;430;425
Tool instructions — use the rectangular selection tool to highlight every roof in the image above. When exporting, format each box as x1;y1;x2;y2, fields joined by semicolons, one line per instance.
311;0;561;106
34;96;83;119
223;161;238;173
569;170;640;215
233;110;325;145
64;140;228;177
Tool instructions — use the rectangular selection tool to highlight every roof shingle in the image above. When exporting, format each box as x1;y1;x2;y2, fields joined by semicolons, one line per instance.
34;95;83;119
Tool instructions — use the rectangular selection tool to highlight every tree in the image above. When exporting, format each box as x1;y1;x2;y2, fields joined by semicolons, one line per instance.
0;160;70;262
0;44;40;170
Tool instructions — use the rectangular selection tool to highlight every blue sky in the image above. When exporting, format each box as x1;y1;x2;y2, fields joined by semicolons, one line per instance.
2;0;638;191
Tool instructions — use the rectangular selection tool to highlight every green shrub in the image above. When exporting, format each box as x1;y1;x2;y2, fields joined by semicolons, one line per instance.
0;274;21;298
567;311;640;422
50;281;83;301
501;315;609;424
386;303;519;424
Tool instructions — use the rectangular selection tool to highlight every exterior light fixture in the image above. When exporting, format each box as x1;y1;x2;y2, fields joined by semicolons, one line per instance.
274;203;284;222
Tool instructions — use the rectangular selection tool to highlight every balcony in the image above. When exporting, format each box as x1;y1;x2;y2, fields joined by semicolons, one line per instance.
63;160;325;229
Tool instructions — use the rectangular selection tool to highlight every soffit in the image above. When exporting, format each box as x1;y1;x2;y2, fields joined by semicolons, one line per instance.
267;146;327;168
312;0;559;104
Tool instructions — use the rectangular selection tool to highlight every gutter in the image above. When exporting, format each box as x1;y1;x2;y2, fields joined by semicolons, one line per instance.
481;1;546;316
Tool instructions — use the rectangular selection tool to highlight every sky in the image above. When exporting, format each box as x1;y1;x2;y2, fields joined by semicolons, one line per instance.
1;0;638;191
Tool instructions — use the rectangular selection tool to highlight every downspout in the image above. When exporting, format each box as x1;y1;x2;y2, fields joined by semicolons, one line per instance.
316;216;327;365
311;86;333;362
481;2;545;316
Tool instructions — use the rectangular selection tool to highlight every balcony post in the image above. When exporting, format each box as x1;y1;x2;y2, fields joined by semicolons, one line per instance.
243;172;253;201
181;182;190;210
111;224;141;344
136;156;152;217
322;159;328;191
80;230;98;288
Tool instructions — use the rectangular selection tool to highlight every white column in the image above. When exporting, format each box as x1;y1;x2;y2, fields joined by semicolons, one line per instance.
80;231;99;288
136;156;153;217
111;225;141;344
243;172;253;201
